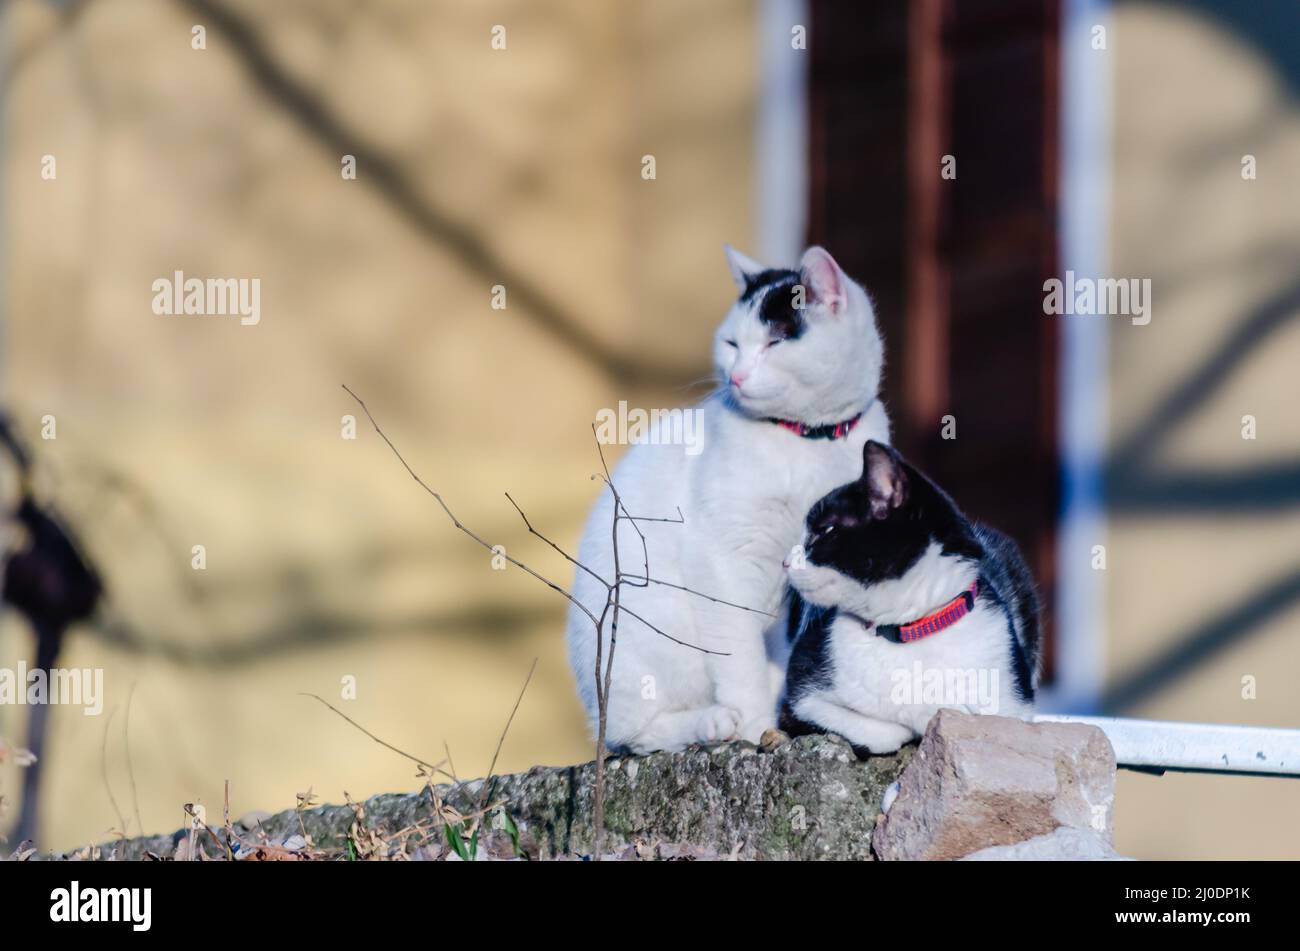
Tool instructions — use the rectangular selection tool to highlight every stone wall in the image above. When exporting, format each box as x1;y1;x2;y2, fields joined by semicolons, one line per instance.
39;712;1124;861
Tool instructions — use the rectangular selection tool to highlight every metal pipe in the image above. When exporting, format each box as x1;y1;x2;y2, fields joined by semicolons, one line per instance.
1034;715;1300;777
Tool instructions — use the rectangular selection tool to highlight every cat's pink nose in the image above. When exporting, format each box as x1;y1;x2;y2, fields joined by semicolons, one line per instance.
729;371;748;388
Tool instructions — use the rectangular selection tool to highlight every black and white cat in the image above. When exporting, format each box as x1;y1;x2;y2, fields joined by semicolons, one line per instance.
781;440;1040;755
567;246;891;753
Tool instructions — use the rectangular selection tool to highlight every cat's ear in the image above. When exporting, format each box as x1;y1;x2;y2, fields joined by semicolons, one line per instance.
862;441;908;519
724;244;763;291
800;246;848;315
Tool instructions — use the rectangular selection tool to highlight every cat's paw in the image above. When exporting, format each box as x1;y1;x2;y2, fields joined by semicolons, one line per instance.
737;713;777;745
695;705;742;742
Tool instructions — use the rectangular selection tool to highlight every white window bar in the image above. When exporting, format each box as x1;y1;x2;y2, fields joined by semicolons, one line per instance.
1034;715;1300;777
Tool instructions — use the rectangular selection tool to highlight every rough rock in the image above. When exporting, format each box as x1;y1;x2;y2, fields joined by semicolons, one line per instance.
873;709;1117;861
52;734;912;861
961;827;1130;861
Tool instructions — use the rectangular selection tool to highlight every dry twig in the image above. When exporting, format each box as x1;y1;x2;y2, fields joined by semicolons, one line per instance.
343;385;768;859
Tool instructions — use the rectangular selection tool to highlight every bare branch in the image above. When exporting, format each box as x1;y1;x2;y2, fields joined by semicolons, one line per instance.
179;0;694;386
100;707;128;838
620;574;778;618
300;692;453;781
441;740;458;782
620;507;686;525
619;605;729;656
124;683;144;838
344;387;768;862
591;427;651;583
504;492;610;590
343;384;601;629
477;657;538;813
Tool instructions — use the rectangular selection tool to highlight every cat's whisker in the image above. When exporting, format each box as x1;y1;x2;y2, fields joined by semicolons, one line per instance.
674;374;724;393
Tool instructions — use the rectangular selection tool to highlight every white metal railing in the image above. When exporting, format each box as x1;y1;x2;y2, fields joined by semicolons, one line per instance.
1034;715;1300;777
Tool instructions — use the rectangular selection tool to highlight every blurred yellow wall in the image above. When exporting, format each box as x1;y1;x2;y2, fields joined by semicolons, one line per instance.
1106;4;1300;859
1;0;757;850
4;0;1296;862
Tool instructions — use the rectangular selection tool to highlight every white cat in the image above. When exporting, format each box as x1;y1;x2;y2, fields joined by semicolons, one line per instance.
566;245;891;753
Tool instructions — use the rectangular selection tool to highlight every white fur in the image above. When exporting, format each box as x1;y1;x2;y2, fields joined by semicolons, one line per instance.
785;542;1033;753
566;246;889;753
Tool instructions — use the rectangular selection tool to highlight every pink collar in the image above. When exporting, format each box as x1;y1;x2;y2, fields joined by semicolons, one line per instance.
873;581;979;644
769;413;862;441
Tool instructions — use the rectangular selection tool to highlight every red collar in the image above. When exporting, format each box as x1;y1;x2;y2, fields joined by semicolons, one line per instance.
769;413;862;441
873;581;979;644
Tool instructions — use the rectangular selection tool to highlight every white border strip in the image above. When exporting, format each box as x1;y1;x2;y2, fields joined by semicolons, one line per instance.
1041;0;1113;713
756;0;809;266
1036;715;1300;776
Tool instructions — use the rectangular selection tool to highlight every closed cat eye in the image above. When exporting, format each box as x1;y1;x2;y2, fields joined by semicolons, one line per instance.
724;339;738;348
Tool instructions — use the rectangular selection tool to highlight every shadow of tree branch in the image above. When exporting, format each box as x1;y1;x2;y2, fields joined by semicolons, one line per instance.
1108;459;1300;515
86;601;556;668
1101;569;1300;714
176;0;693;387
1096;275;1300;708
1107;277;1300;483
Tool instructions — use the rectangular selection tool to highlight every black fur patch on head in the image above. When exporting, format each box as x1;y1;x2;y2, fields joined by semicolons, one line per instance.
739;268;799;302
802;441;981;586
739;268;805;341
